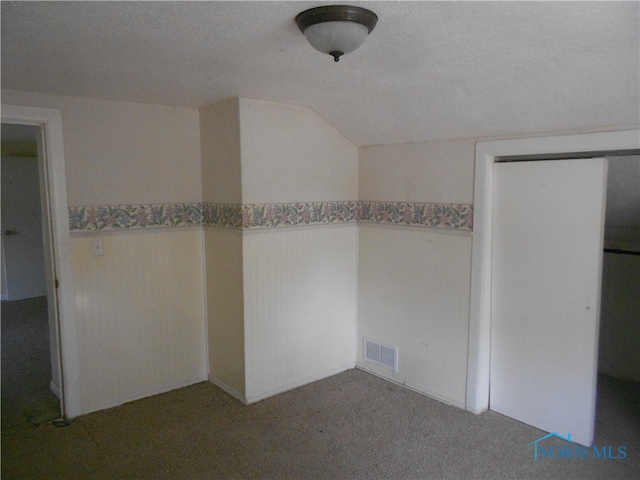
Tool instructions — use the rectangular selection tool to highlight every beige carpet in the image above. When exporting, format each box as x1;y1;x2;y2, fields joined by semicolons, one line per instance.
2;298;639;479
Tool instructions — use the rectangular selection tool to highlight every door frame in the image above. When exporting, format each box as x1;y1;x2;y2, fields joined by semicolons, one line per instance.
466;129;640;414
2;105;82;418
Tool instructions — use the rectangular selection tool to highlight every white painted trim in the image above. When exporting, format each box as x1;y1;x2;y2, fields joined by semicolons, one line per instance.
244;362;356;405
358;222;473;237
69;225;204;238
466;129;640;415
84;376;208;414
241;222;358;235
0;236;7;301
207;375;248;404
355;364;466;409
201;228;211;383
2;105;82;419
50;380;61;400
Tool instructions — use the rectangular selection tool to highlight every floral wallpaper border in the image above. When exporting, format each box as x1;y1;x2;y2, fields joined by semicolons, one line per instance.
202;203;243;229
358;201;473;231
241;201;359;229
69;201;473;232
68;203;203;232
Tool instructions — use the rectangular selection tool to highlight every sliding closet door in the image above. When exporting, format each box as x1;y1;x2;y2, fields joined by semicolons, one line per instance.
490;158;607;446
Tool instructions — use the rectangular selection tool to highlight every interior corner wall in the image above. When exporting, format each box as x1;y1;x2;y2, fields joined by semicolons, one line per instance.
239;98;358;402
2;90;207;414
200;99;246;399
200;99;242;204
357;138;476;408
238;98;358;204
204;228;245;399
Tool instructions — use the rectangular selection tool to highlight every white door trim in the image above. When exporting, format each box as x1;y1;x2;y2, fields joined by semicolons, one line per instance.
2;104;82;418
466;129;640;414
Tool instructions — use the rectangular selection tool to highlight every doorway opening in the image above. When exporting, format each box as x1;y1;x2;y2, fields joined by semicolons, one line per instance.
596;154;640;447
467;129;640;447
1;123;62;426
2;104;82;420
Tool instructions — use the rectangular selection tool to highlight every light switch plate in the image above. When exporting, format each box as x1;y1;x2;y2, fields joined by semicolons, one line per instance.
92;237;104;256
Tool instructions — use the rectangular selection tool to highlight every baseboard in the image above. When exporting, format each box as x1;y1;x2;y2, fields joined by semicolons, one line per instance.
355;364;466;410
465;404;489;415
245;362;356;405
50;380;61;399
82;375;208;415
207;376;247;404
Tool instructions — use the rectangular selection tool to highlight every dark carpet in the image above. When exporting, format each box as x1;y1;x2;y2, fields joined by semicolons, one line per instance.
1;296;60;431
2;298;639;479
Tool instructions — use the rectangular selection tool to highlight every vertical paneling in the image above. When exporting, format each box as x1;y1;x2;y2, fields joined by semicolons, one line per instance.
357;225;472;407
243;226;358;402
71;229;206;413
204;227;246;398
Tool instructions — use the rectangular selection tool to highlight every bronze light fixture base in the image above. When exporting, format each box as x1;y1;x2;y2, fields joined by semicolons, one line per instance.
296;5;378;62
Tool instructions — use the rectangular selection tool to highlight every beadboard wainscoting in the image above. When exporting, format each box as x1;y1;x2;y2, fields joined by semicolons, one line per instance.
204;227;246;400
70;228;207;413
357;224;473;408
242;225;358;403
68;198;473;412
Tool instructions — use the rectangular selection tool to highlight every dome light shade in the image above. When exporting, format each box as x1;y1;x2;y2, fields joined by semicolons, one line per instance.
295;5;378;62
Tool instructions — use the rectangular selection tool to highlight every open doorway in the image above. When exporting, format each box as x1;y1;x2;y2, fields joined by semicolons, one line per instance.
599;154;640;383
596;154;640;447
489;157;607;446
2;104;82;420
467;130;640;448
487;154;639;447
1;123;62;427
2;105;82;420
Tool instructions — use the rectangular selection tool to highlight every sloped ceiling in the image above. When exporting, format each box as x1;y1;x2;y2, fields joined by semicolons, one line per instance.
2;1;638;146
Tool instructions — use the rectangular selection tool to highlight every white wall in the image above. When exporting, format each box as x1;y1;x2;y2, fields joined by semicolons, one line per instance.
200;99;242;204
71;229;206;412
200;100;245;398
358;225;472;406
1;90;202;205
243;226;357;402
2;90;206;414
199;98;359;403
7;85;634;417
359;139;475;204
239;98;358;204
239;99;358;401
357;139;475;407
204;228;245;398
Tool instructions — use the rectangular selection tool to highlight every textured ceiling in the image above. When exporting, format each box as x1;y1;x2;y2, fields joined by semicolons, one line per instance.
2;1;639;146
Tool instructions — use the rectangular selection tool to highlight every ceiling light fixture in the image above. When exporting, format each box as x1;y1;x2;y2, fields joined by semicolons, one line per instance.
295;5;378;62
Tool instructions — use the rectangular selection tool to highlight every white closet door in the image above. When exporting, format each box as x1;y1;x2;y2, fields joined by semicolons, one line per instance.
490;158;607;446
